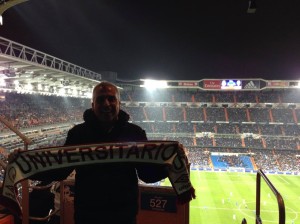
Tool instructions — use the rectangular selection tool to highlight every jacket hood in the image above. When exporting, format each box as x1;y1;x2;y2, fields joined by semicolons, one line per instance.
83;108;130;124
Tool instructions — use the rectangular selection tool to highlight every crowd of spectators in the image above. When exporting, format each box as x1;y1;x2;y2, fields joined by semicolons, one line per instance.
125;105;299;124
1;89;300;174
187;147;300;172
122;88;300;103
0;93;87;133
217;155;245;168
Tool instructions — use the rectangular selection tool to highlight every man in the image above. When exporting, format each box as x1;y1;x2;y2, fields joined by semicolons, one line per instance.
49;81;168;224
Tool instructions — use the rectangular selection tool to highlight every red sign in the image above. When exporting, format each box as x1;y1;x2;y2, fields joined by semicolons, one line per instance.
203;80;222;89
267;81;288;87
178;82;198;86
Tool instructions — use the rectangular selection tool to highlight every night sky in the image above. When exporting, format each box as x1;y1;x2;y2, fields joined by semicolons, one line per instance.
1;0;300;81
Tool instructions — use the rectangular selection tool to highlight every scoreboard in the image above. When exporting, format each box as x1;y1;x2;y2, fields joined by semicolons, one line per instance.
163;79;299;90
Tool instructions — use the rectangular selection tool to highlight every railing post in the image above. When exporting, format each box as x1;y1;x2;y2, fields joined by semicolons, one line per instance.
256;172;262;224
256;169;285;224
0;116;32;224
21;142;29;224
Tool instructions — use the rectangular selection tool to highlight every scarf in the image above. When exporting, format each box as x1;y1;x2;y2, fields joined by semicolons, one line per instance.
0;141;196;216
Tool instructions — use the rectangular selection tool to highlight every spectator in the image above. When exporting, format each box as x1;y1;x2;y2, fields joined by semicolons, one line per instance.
29;82;169;224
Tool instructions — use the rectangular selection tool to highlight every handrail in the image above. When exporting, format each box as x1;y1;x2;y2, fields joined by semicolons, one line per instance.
0;115;30;224
30;181;58;190
256;169;285;224
0;116;32;145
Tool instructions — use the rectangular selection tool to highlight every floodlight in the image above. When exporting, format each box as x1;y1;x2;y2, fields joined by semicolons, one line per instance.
0;78;5;86
25;83;33;90
58;88;66;95
37;84;43;90
140;79;168;90
84;92;92;98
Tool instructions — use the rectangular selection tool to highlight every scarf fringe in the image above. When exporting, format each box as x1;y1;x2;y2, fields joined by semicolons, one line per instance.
177;187;196;204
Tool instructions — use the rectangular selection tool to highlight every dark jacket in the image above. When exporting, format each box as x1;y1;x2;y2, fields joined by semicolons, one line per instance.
63;109;168;221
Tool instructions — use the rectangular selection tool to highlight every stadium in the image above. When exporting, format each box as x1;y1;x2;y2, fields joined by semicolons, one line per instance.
0;35;299;224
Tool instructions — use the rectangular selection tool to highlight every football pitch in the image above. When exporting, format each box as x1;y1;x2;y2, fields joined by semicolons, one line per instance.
161;171;300;224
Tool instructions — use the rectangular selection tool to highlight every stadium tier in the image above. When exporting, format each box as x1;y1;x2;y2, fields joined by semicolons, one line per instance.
1;83;300;224
1;88;300;174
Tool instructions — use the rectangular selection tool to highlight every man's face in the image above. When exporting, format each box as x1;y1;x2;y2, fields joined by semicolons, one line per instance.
92;85;120;123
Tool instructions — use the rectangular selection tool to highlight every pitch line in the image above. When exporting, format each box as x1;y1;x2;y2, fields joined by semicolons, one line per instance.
276;175;290;184
190;206;300;214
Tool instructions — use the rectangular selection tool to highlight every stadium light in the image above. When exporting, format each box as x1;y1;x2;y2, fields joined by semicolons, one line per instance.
84;91;92;98
140;79;168;90
0;77;5;86
37;83;43;91
58;88;66;96
24;83;33;91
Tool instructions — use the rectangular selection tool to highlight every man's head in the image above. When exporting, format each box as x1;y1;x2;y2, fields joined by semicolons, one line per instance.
92;82;120;124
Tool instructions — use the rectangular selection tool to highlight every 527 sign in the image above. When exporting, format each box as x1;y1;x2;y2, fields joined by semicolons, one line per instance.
140;192;177;213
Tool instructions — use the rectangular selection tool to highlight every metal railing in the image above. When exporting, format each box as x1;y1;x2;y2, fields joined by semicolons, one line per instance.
255;169;285;224
240;169;285;224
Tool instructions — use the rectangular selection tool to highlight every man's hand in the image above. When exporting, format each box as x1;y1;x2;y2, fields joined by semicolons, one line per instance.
7;148;23;163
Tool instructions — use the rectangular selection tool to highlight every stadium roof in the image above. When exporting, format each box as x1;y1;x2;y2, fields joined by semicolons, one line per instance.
1;36;300;97
0;36;101;97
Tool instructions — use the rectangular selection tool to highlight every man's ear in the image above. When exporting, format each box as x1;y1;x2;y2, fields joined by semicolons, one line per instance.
91;102;94;110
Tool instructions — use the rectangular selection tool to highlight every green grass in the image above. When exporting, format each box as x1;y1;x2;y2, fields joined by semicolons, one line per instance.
161;171;300;224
